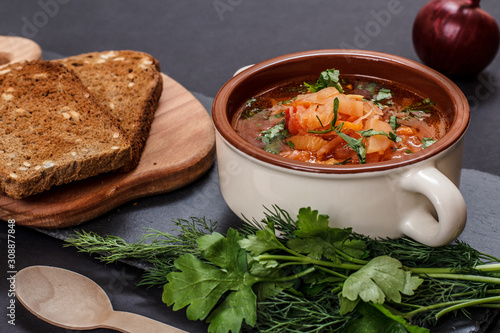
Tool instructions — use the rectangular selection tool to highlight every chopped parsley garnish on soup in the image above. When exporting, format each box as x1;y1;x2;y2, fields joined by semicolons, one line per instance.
232;69;448;165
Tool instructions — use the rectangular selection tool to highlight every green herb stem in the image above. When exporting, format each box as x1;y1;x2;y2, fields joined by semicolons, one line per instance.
257;254;362;271
333;248;369;265
261;266;317;283
423;273;500;285
407;263;500;275
406;267;459;274
435;295;500;320
475;263;500;272
403;299;466;319
277;261;310;269
315;265;349;279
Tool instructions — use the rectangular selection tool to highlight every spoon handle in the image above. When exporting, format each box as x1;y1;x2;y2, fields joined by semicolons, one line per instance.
102;310;187;333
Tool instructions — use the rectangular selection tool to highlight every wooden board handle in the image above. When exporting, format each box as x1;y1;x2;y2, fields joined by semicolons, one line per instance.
0;35;42;66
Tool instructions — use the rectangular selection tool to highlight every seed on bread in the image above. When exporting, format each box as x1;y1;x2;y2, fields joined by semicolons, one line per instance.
69;110;81;121
1;93;14;101
33;73;48;79
42;161;55;168
138;59;153;69
100;51;118;59
15;108;29;115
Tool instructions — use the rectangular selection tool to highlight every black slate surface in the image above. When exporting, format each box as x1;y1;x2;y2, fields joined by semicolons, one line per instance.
1;1;500;332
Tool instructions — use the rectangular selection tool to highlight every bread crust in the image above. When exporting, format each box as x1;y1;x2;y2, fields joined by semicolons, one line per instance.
57;50;163;172
0;60;131;199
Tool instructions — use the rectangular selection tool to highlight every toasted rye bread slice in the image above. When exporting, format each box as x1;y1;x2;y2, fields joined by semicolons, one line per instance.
57;50;163;172
0;60;131;199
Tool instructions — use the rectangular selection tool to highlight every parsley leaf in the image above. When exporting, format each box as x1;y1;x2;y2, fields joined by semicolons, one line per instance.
238;222;285;256
374;88;392;102
304;68;344;93
371;88;393;108
342;255;423;305
403;97;435;112
241;97;263;119
294;207;331;237
163;229;261;332
288;207;367;262
343;302;430;333
288;237;338;261
421;137;437;149
359;128;402;143
206;287;257;332
362;82;378;94
338;131;367;164
256;119;288;154
389;114;400;132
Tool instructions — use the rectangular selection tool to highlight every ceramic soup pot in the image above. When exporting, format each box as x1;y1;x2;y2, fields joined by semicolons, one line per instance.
212;49;469;247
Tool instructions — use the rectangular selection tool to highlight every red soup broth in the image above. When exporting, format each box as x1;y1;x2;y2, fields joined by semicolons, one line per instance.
232;75;449;165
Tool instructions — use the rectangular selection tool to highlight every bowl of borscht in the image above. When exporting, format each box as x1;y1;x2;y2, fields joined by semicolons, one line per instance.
212;49;469;247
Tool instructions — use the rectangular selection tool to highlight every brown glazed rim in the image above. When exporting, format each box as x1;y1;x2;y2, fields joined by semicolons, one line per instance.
212;49;470;174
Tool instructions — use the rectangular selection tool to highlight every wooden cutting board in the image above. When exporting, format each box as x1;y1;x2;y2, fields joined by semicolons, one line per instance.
0;42;216;228
0;35;42;66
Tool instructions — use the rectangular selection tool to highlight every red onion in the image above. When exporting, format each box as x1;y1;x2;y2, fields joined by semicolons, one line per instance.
412;0;499;78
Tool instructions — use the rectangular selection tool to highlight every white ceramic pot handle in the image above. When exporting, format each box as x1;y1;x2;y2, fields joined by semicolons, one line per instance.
399;165;466;247
233;64;254;76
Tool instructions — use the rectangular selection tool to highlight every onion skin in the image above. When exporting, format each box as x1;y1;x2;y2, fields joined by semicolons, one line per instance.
412;0;500;78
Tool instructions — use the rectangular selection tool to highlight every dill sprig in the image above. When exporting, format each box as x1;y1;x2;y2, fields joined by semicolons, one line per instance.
64;216;217;287
240;205;298;239
246;290;353;333
366;237;492;270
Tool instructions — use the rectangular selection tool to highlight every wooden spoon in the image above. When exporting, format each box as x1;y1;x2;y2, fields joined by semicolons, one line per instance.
15;266;187;332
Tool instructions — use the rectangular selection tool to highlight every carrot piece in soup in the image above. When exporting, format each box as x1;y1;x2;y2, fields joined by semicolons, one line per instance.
396;126;415;136
339;121;363;132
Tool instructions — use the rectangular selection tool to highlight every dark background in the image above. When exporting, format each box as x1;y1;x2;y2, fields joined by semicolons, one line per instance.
1;1;500;332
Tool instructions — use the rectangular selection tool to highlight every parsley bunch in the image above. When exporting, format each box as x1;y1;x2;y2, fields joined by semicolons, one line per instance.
65;207;500;333
304;68;344;93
